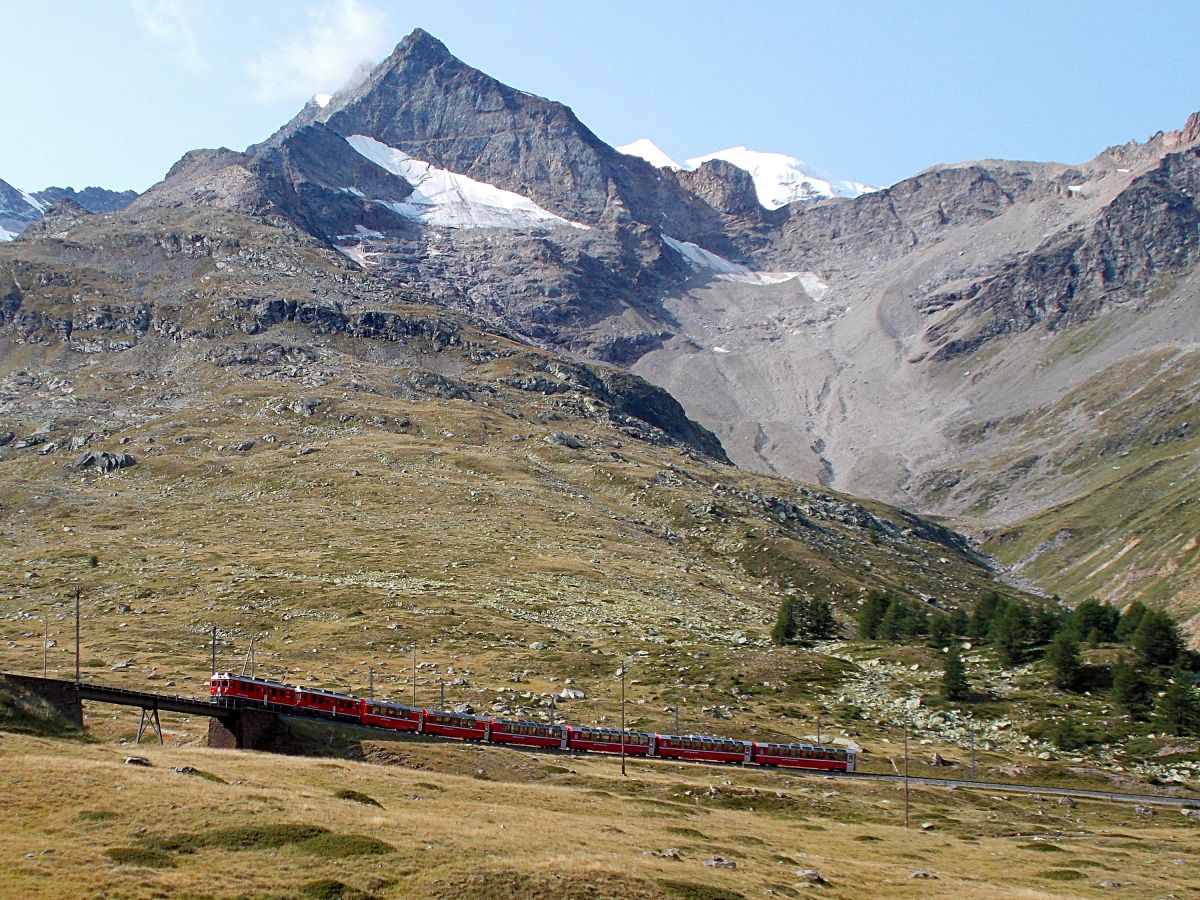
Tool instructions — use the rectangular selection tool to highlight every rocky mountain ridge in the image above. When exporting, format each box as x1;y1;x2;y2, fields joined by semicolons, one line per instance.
9;29;1200;631
0;178;136;240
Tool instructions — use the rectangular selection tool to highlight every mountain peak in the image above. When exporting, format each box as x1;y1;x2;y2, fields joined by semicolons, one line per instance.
395;27;451;57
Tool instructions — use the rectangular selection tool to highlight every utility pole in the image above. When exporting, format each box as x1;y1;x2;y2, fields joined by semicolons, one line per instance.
549;695;556;726
620;663;627;777
816;713;822;746
211;625;217;676
43;610;49;677
439;679;445;711
670;705;680;735
74;588;81;685
970;722;977;780
369;666;374;700
412;646;417;707
903;716;910;829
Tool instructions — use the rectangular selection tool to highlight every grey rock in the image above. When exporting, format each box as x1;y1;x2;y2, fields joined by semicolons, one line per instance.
796;869;825;883
233;441;255;452
124;756;151;766
704;856;736;869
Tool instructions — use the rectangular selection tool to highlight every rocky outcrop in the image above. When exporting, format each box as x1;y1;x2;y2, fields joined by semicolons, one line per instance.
927;147;1200;358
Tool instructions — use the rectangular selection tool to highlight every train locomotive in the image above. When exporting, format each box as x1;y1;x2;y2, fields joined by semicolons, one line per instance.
210;673;855;772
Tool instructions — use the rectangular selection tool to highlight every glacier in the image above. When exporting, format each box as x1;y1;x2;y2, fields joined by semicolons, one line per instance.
346;135;588;231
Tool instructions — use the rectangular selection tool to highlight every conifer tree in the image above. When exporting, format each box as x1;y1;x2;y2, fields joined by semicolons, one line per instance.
771;596;798;645
1133;610;1183;669
857;591;890;640
990;601;1031;667
1111;663;1152;720
941;644;970;701
1044;631;1082;691
1116;601;1148;642
1157;680;1200;737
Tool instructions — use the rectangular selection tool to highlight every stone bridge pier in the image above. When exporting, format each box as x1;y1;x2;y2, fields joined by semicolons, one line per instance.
206;708;281;750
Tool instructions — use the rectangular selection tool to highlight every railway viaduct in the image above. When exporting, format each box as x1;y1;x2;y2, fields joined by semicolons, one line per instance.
0;671;279;749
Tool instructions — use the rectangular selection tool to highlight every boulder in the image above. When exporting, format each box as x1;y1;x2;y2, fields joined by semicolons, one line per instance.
704;856;736;869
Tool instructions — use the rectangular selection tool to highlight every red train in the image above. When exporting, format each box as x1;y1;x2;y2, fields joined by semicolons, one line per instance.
209;673;855;772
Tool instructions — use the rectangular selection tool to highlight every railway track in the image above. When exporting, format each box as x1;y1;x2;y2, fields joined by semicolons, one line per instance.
9;672;1199;808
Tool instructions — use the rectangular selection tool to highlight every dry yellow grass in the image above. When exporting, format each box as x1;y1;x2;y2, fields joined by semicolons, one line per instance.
0;728;1197;899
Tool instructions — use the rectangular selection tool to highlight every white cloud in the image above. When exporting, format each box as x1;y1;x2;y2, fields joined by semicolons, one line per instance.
247;0;394;105
130;0;205;72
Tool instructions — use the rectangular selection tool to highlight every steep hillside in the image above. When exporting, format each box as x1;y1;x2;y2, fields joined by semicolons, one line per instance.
20;30;1200;629
0;203;1027;712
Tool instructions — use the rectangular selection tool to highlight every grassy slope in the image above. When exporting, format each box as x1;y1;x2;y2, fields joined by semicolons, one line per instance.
919;339;1200;641
2;730;1198;899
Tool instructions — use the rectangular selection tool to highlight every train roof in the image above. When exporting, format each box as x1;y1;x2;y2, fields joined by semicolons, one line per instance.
755;740;851;753
661;733;750;745
574;726;652;738
297;685;360;701
365;699;420;713
212;673;298;690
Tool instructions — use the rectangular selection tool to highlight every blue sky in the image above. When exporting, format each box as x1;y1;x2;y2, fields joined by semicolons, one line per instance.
2;0;1198;192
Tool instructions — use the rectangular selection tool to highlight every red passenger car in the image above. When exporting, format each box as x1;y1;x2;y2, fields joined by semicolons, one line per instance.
361;700;423;732
297;686;362;720
210;674;298;706
568;726;653;756
752;742;855;772
490;719;568;750
422;710;490;741
657;734;752;764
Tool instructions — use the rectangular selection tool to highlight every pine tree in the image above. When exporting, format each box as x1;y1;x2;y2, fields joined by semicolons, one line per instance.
941;644;970;701
1044;631;1082;691
1072;599;1119;643
1157;681;1200;737
1133;610;1183;669
879;597;907;641
1116;601;1148;642
1111;662;1152;720
799;597;836;643
928;613;952;648
857;591;890;641
969;593;1001;641
949;608;970;636
771;596;798;645
1031;606;1066;646
990;601;1031;667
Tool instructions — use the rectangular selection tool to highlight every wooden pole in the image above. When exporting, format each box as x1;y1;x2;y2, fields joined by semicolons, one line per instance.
369;666;374;700
74;588;81;685
43;610;49;677
620;664;627;777
904;716;910;829
211;625;216;676
412;647;417;707
440;679;445;711
970;723;977;779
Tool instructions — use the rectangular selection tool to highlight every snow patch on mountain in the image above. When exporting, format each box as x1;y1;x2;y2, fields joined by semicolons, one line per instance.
0;225;16;242
685;147;877;210
19;189;47;213
662;234;827;296
346;134;588;231
617;139;681;171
